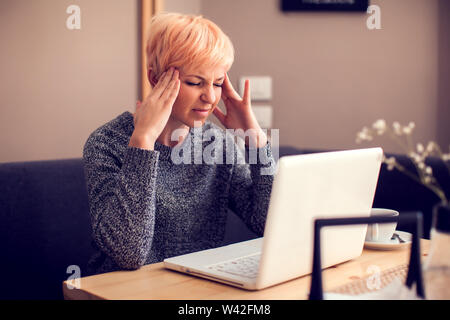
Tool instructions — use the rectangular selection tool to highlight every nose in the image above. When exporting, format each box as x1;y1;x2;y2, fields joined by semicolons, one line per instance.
201;85;216;104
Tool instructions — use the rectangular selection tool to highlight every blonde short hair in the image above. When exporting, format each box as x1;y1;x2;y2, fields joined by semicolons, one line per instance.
146;12;234;80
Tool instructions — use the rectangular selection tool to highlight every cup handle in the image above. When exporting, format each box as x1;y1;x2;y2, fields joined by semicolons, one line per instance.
371;223;379;241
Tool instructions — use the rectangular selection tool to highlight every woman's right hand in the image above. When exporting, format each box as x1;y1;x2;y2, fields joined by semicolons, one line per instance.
129;67;180;150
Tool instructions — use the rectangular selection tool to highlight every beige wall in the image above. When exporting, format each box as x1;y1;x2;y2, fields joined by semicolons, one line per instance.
165;0;201;15
437;0;450;149
202;0;449;153
0;0;139;162
1;0;448;163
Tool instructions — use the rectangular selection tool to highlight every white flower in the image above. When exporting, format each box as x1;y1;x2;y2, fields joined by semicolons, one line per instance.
409;152;422;164
355;119;448;204
402;126;412;135
356;127;373;142
384;157;396;171
393;122;402;135
372;119;387;135
416;143;424;153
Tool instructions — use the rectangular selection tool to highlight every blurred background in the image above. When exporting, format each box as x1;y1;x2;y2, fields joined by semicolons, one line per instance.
0;0;449;163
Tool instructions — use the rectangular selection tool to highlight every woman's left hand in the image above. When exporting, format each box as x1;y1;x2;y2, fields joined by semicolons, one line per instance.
213;74;268;148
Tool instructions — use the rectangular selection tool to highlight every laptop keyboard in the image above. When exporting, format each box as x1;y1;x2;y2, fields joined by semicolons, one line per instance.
207;253;261;279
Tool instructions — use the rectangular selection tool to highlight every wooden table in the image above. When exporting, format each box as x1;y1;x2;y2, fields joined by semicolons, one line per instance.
63;240;429;300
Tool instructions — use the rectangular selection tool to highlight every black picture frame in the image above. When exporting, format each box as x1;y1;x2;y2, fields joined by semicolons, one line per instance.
308;212;425;300
281;0;370;12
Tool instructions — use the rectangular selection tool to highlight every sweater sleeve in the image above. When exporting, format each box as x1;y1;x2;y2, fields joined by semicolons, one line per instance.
83;132;159;270
228;142;276;236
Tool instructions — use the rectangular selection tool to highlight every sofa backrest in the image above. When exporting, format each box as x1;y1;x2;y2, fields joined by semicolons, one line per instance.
0;159;95;299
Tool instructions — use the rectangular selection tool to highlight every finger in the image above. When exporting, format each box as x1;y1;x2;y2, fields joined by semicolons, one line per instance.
166;79;180;105
152;68;175;98
156;68;175;96
161;69;180;103
242;79;251;105
212;106;226;124
159;68;178;97
222;73;241;101
144;72;165;102
162;77;180;107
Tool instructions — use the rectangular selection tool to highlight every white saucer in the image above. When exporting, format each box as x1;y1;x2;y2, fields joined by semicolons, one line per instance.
364;231;412;251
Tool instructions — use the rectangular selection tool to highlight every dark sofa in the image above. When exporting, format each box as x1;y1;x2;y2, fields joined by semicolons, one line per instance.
1;146;448;300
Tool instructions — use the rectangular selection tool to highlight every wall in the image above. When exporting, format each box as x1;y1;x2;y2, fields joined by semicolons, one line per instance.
0;0;139;162
1;0;447;162
437;0;450;150
165;0;201;15
202;0;448;153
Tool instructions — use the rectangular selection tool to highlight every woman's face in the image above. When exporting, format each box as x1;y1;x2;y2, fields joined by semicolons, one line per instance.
169;64;227;128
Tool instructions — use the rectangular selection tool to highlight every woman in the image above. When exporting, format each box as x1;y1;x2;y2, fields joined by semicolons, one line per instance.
83;12;275;275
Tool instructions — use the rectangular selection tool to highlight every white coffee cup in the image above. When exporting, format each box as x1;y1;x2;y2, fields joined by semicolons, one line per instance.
365;208;399;242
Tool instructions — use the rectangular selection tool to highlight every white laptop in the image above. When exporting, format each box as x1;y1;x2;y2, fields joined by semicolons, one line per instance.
164;147;383;290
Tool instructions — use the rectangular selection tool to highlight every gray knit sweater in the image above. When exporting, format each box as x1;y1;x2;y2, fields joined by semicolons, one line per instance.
83;111;275;275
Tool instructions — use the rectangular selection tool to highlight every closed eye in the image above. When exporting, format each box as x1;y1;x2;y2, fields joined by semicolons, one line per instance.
186;81;223;88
